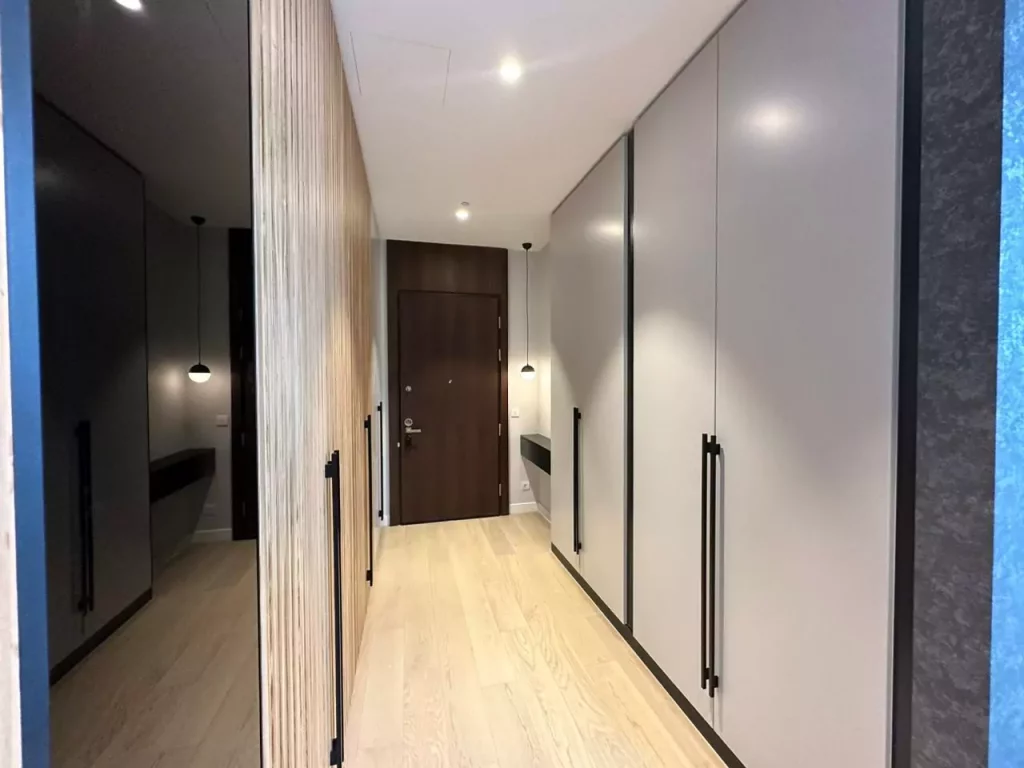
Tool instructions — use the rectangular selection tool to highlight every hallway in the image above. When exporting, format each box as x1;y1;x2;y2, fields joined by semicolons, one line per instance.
345;514;722;768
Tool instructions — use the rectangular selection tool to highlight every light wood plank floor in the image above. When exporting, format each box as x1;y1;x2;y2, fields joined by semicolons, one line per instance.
345;513;724;768
50;541;260;768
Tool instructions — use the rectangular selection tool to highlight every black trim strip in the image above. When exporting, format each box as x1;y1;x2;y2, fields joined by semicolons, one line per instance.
625;128;635;632
892;0;923;763
49;588;152;685
551;543;747;768
708;435;720;696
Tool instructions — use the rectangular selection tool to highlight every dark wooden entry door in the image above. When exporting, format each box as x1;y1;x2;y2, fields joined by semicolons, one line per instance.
399;291;502;524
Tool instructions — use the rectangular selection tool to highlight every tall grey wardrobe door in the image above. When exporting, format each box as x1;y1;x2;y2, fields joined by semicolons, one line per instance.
551;139;627;619
35;102;87;668
632;37;718;726
34;100;151;649
714;0;900;765
550;182;583;566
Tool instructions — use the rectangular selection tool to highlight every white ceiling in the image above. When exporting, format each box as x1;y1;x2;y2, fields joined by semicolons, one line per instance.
32;0;250;228
331;0;740;250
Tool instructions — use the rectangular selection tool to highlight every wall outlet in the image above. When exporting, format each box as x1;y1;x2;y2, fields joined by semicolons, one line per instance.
521;480;530;491
216;414;230;427
511;408;520;418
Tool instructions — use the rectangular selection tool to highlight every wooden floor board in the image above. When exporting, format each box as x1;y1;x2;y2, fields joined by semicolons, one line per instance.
348;513;724;768
50;541;260;768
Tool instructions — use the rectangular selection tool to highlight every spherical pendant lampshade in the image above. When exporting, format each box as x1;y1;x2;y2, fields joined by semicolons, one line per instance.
188;363;212;383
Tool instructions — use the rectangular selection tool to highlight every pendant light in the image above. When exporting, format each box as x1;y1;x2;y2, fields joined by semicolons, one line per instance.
188;215;212;384
520;242;536;381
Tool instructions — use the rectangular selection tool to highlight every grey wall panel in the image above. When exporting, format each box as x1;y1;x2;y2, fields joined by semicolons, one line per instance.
714;0;901;765
632;37;718;725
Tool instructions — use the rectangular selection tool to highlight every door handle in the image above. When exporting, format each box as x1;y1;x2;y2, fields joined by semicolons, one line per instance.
708;435;721;698
75;420;94;615
365;416;374;586
573;407;582;554
404;427;422;435
701;434;709;691
325;450;343;766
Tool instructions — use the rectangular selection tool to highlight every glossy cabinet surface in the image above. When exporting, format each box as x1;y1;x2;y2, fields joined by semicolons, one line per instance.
36;100;151;674
713;0;900;764
550;139;627;619
632;37;719;727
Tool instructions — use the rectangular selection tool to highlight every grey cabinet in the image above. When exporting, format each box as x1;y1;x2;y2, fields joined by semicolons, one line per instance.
630;0;902;765
36;100;151;678
550;138;627;620
632;36;718;728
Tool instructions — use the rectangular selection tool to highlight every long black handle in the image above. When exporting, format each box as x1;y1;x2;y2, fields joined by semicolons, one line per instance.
326;450;344;766
573;407;582;554
75;420;94;614
708;435;721;697
377;402;384;521
365;416;374;585
701;434;709;691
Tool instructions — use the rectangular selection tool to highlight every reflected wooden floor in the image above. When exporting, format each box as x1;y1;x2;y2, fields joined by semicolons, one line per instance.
345;513;724;768
50;541;260;768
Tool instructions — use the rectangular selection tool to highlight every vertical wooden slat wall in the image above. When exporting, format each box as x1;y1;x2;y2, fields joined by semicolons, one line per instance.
250;0;373;763
0;84;23;767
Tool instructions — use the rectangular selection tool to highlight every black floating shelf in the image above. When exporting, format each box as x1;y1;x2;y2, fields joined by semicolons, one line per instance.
150;448;216;503
520;433;551;475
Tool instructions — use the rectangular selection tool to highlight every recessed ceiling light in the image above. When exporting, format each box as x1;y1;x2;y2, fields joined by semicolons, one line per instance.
499;57;523;84
115;0;144;10
455;203;471;222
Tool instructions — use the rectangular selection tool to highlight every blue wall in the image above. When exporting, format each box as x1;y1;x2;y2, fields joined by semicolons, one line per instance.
994;0;1024;761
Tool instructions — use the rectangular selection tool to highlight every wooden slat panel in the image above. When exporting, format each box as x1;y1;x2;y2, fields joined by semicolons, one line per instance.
0;67;23;766
250;0;373;763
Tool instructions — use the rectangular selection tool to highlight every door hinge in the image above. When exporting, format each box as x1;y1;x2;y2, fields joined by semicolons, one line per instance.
499;483;502;497
498;348;502;362
498;423;502;437
330;737;341;766
498;316;502;329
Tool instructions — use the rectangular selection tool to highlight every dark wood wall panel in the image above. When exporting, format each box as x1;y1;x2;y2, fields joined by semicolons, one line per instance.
386;240;508;525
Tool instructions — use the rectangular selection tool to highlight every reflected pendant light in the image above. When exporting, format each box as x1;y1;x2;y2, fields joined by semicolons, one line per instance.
520;242;536;380
188;215;212;383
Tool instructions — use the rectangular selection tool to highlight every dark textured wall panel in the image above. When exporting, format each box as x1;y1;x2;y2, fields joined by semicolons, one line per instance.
910;0;1002;765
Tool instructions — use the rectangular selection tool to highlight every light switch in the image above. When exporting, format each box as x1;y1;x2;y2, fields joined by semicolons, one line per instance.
521;481;530;491
216;414;230;427
511;408;520;418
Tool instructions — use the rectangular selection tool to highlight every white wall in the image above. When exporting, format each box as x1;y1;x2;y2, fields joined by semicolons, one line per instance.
507;247;550;512
146;203;232;538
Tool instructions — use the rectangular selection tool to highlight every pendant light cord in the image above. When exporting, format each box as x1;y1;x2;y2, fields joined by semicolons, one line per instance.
525;246;530;365
195;220;202;364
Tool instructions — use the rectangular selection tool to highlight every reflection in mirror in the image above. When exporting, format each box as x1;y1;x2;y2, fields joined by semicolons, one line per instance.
31;1;259;766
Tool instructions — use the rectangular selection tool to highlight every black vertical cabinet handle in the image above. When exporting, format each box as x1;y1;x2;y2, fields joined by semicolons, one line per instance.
365;416;374;585
701;433;709;691
377;402;384;521
326;450;344;766
572;407;582;554
708;435;721;697
75;420;94;615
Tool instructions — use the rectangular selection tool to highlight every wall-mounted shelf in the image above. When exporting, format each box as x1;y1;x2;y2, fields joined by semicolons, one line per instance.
520;433;550;475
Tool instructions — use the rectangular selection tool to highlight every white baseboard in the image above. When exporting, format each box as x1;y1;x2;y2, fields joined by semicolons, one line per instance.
193;528;232;544
510;502;538;515
535;503;550;521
